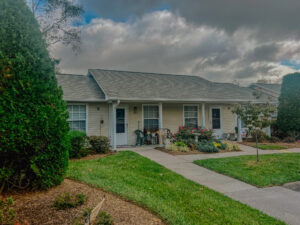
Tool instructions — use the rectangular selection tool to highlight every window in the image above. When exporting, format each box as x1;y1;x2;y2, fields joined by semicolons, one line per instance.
143;105;159;131
67;105;87;132
184;105;198;128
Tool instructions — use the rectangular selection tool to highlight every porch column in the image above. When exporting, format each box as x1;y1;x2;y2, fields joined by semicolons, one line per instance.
237;116;242;142
201;103;206;128
112;103;117;151
159;102;163;146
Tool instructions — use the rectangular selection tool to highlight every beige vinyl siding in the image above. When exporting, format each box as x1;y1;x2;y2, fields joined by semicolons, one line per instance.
87;103;109;137
163;103;184;134
73;102;236;146
221;105;236;133
127;103;143;145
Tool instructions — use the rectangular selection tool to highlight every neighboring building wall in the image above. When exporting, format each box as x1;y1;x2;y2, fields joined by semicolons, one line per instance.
87;103;109;137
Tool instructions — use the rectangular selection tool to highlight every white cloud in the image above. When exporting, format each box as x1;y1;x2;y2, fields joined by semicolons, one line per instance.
52;10;299;85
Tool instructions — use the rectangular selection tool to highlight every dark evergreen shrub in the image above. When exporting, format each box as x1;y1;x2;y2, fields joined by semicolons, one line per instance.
277;73;300;133
0;0;69;191
68;131;88;158
89;136;111;154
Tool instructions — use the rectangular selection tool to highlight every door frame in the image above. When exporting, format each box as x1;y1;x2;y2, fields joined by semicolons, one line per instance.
209;106;223;138
116;105;128;146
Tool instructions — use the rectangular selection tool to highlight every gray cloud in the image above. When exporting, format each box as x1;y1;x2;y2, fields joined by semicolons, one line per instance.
51;11;298;85
80;0;300;38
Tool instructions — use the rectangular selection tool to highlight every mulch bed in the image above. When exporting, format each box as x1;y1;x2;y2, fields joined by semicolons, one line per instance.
7;179;165;225
155;147;241;155
241;141;300;149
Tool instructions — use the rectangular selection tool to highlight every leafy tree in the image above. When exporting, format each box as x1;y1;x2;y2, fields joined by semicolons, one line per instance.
233;103;275;162
0;0;70;193
28;0;84;51
277;73;300;136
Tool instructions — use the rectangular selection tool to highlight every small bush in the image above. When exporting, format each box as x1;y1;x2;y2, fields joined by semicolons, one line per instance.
196;141;218;153
95;211;114;225
89;136;111;153
175;141;186;147
222;141;241;151
53;192;86;210
174;126;214;143
283;136;296;143
68;131;88;158
269;136;281;143
232;144;241;151
247;129;267;142
0;197;16;225
213;140;227;150
166;143;190;152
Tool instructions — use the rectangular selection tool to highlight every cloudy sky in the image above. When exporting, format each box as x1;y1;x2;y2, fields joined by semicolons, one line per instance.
51;0;300;85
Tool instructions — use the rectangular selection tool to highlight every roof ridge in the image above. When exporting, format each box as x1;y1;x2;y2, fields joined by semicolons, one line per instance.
88;68;210;81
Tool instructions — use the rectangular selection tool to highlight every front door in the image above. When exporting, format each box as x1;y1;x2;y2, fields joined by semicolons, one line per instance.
116;107;128;146
211;108;222;139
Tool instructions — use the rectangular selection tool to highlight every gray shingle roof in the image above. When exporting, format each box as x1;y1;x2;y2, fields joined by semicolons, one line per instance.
56;74;105;102
88;69;269;102
252;83;281;94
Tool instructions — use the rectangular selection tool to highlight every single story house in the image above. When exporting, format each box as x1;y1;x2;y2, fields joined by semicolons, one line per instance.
56;69;274;150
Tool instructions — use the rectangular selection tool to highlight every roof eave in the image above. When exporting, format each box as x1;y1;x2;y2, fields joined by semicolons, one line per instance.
106;97;277;104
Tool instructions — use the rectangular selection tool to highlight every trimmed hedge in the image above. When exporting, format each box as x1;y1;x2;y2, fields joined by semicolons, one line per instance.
68;131;88;158
89;136;110;153
0;0;69;191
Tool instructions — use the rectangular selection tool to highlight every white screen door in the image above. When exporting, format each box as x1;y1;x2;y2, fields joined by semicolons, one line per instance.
211;108;222;139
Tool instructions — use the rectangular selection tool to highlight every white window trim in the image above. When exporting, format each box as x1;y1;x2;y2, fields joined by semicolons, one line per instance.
67;103;88;133
209;106;222;130
183;104;199;127
142;104;159;131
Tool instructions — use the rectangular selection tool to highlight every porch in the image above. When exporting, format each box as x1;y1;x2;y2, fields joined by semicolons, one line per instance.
109;102;243;150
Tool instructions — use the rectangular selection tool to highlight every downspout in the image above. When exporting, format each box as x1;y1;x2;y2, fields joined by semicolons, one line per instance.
112;100;120;151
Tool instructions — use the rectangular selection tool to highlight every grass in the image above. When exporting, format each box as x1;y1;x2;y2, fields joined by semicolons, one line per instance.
252;144;287;150
195;153;300;187
67;151;284;225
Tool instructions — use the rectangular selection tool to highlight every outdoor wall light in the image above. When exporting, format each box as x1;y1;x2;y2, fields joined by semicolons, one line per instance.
133;106;138;114
97;106;100;111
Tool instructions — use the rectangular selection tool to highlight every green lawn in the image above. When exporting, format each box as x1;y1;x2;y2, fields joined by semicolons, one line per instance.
67;151;284;225
195;153;300;187
253;144;287;150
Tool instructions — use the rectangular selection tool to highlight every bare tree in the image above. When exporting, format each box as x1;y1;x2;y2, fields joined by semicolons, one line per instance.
29;0;84;52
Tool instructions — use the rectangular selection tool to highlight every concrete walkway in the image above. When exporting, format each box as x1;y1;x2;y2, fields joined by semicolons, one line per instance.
123;145;300;225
